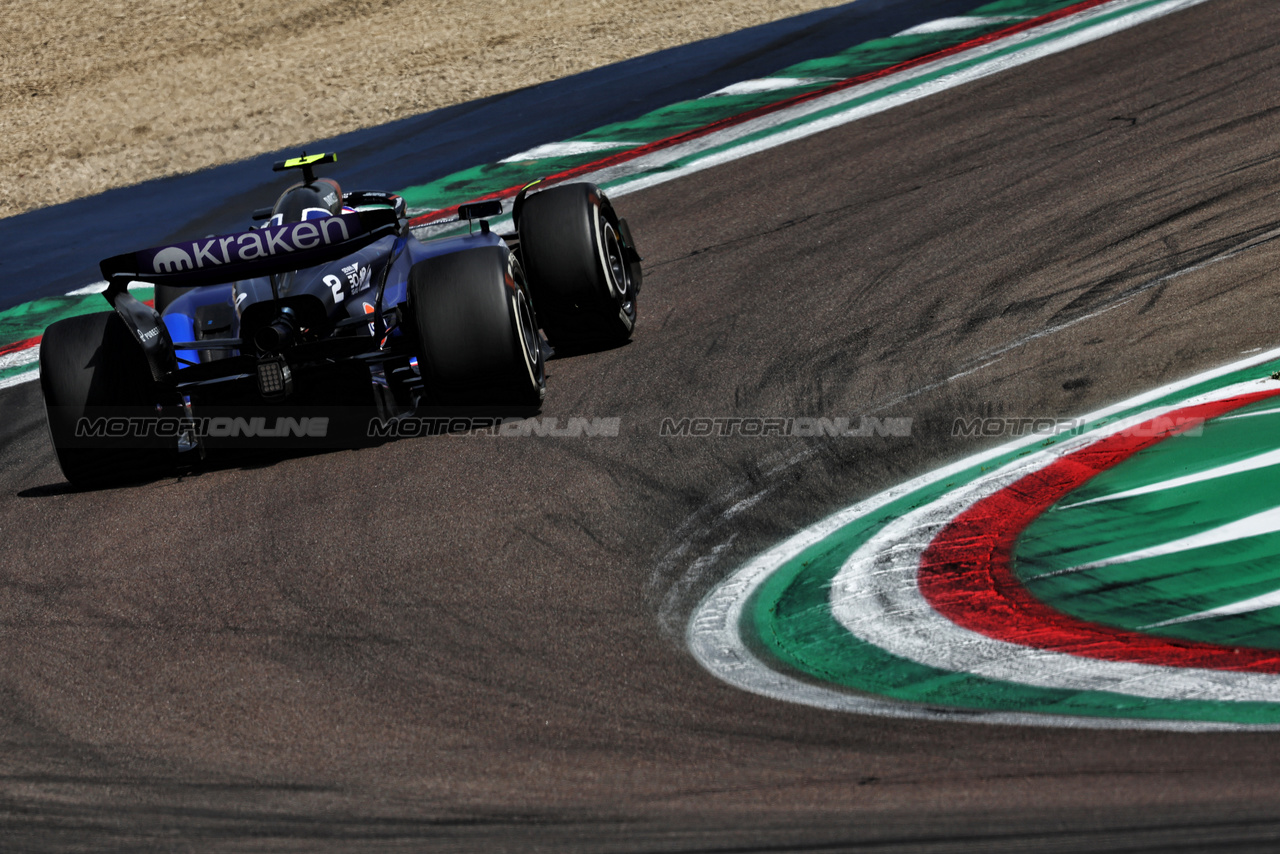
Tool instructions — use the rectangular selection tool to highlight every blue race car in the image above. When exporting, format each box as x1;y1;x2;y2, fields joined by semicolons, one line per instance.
39;153;642;485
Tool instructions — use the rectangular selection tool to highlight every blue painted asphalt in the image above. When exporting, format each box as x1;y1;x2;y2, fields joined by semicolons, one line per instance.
0;0;984;312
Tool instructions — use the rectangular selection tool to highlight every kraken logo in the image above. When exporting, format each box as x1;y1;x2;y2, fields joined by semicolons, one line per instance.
153;246;194;273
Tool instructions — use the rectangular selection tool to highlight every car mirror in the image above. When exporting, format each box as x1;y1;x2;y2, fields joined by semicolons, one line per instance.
458;200;503;220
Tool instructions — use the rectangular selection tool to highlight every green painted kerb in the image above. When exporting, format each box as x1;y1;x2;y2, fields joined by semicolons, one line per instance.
746;358;1280;724
394;0;1103;214
0;289;153;385
1018;397;1280;648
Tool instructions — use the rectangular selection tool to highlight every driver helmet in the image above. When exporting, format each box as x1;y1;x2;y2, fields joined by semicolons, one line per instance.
268;177;348;225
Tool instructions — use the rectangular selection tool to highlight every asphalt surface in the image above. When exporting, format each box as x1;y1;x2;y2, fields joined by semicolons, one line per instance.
0;0;989;311
5;0;1280;850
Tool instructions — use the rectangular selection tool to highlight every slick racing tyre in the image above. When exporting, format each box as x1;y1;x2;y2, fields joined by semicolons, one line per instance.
40;311;178;486
408;246;546;406
518;182;640;351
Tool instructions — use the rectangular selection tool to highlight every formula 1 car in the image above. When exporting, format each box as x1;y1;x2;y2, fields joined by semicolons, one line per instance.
39;153;642;486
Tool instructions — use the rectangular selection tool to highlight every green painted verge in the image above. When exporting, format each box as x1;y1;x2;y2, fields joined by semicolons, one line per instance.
747;358;1280;724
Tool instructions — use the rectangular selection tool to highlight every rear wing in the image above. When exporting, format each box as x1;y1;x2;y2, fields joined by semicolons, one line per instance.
99;207;401;294
96;207;400;383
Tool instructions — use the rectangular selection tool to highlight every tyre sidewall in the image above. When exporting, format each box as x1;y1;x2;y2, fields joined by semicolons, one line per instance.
408;246;546;405
519;183;638;349
40;311;175;485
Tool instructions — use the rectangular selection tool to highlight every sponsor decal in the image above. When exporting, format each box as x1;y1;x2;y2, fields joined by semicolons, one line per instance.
324;274;344;302
142;214;358;275
341;262;371;294
153;246;194;272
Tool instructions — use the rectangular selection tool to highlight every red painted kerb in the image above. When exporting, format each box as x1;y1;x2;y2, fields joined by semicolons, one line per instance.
918;389;1280;672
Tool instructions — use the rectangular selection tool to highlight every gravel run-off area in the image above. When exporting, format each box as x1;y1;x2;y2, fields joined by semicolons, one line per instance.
1;0;853;219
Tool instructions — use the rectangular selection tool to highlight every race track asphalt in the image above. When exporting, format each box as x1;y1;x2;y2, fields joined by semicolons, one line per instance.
4;0;1280;849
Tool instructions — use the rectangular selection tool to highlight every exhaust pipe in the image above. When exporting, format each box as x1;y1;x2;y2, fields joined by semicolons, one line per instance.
254;307;298;353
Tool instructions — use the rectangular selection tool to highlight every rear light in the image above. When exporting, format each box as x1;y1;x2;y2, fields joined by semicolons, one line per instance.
256;359;293;398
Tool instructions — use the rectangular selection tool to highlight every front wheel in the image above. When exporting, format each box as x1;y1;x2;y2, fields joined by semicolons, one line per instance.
518;182;640;352
408;246;546;406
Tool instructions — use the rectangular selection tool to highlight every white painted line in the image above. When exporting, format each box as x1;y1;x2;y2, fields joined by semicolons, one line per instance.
0;0;1222;414
704;77;840;97
601;0;1214;199
0;346;39;372
895;16;1024;36
65;281;109;296
688;346;1280;730
499;140;644;163
0;367;38;391
1062;448;1280;508
0;281;154;391
1221;405;1280;421
416;0;1206;221
63;280;151;297
1058;505;1280;574
830;380;1280;705
0;342;41;390
1145;587;1280;628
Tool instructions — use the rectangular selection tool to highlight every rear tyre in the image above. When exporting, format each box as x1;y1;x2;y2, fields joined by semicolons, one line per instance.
518;182;638;351
40;311;177;486
408;246;546;406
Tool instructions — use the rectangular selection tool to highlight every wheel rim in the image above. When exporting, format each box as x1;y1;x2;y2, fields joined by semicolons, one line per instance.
513;289;542;392
600;220;630;300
